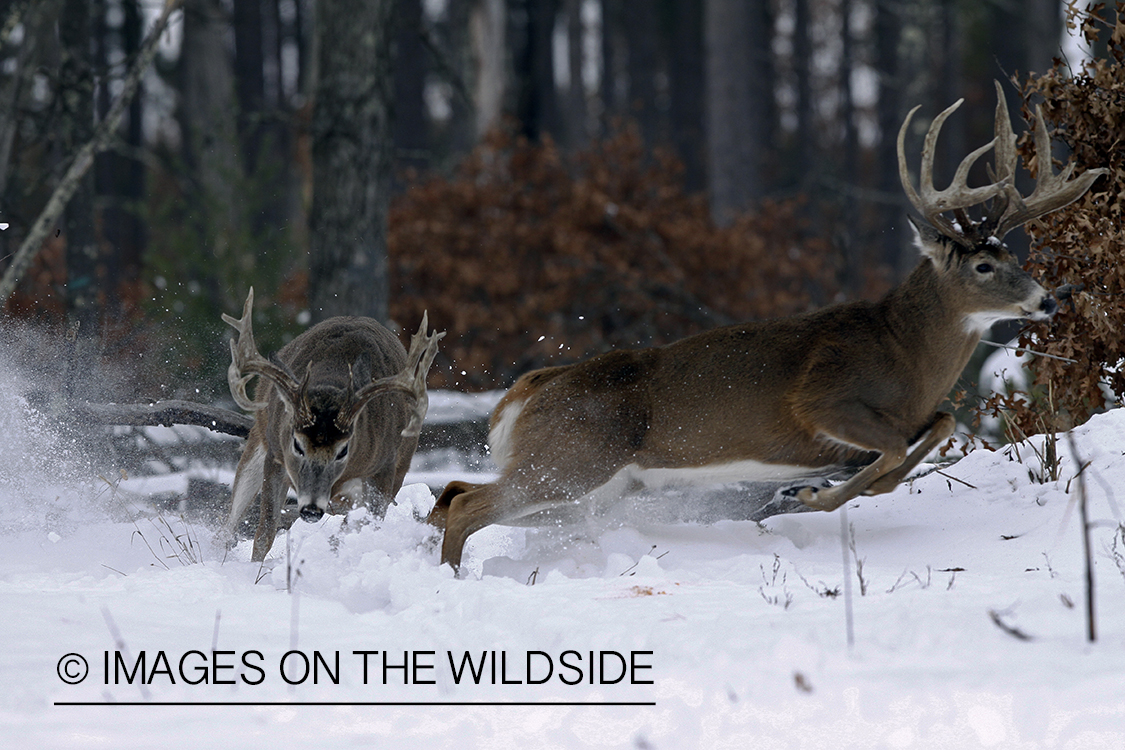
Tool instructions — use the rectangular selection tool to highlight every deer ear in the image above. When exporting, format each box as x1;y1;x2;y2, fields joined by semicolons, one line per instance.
908;214;954;263
350;353;373;386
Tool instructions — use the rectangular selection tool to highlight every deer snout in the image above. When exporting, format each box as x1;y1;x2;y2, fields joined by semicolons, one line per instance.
299;504;325;521
1022;290;1057;321
1038;294;1058;318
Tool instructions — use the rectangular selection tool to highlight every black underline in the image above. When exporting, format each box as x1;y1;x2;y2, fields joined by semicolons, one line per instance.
55;701;656;707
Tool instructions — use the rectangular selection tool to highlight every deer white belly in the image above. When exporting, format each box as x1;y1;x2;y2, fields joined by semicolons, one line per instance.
625;459;827;490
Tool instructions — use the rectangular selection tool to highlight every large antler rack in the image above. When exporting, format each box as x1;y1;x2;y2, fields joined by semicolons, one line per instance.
223;287;304;413
897;80;1107;245
224;288;445;438
338;311;445;438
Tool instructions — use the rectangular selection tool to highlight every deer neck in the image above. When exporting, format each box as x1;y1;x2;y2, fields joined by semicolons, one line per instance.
883;259;983;370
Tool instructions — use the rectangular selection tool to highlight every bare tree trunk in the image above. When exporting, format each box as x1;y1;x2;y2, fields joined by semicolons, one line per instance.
561;0;587;148
839;0;861;295
1;1;63;205
875;0;905;276
600;0;622;125
178;0;242;310
0;0;179;309
394;0;429;175
513;0;561;140
307;0;395;323
442;0;479;158
793;0;813;186
96;0;146;320
233;0;265;171
669;0;705;193
471;0;506;138
704;0;774;223
59;0;100;340
624;1;659;147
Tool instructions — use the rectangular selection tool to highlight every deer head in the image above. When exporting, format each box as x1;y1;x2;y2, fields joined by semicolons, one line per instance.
897;81;1107;331
223;288;443;526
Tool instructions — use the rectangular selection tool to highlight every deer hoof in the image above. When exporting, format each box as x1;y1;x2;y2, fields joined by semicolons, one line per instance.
782;484;832;509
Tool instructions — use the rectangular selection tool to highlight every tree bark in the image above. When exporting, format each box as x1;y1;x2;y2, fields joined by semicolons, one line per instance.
232;0;265;171
669;0;705;192
793;0;813;187
624;1;659;147
470;0;506;138
512;0;561;141
875;0;905;276
176;0;242;313
59;0;100;338
307;0;396;323
704;0;774;223
0;0;180;309
394;0;429;175
96;0;146;320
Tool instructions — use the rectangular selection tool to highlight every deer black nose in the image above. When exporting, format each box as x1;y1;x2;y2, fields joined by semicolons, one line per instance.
299;505;324;521
1040;295;1058;317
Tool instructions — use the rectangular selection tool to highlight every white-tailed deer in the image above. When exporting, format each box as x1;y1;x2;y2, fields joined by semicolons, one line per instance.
220;288;444;561
428;83;1106;571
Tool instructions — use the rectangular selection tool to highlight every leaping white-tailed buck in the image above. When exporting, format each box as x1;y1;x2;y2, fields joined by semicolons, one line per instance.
220;288;444;561
428;82;1107;572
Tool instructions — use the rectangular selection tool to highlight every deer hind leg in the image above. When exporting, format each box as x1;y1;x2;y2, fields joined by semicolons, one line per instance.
863;412;955;496
426;480;486;531
438;464;624;573
251;456;288;562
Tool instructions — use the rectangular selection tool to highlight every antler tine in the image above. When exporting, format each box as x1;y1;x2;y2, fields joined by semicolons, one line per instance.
221;287;302;412
989;99;1108;238
989;81;1019;185
898;98;1006;241
345;312;446;436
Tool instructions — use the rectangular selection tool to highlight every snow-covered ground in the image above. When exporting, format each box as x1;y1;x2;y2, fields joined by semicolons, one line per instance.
2;368;1124;748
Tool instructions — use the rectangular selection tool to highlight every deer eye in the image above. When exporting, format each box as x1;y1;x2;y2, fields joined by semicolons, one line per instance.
335;443;349;462
292;438;305;457
975;262;994;274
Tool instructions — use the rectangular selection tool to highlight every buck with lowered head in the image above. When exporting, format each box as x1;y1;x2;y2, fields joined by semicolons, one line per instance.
428;83;1106;572
220;288;444;561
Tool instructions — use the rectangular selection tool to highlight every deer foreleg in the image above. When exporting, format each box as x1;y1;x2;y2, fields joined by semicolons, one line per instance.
793;445;907;511
251;457;288;562
863;412;955;495
792;411;956;511
220;437;266;552
359;475;396;520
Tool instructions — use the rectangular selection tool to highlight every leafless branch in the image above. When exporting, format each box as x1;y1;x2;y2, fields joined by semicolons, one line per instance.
73;400;253;438
0;0;183;305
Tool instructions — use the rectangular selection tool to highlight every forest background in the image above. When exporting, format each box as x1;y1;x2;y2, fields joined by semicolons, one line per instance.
0;0;1120;424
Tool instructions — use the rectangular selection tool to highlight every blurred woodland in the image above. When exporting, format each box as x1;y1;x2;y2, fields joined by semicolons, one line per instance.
0;0;1120;410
